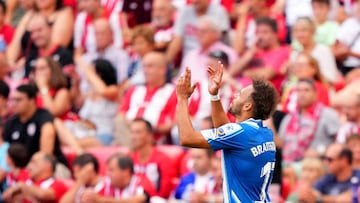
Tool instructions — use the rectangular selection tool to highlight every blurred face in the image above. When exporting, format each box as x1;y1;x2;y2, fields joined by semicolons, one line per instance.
190;149;211;175
191;0;209;13
323;146;342;174
293;55;317;79
143;53;166;84
20;0;35;10
296;82;317;108
35;0;56;10
196;21;218;48
82;0;99;14
247;0;266;14
228;85;254;117
33;58;51;83
10;91;34;115
73;165;93;185
293;21;314;45
94;22;113;50
107;158;126;188
211;157;222;187
312;2;330;22
29;18;51;48
132;36;153;57
356;1;360;21
130;121;151;150
342;99;360;122
256;24;277;49
152;0;173;28
301;164;322;184
27;153;47;179
347;139;360;163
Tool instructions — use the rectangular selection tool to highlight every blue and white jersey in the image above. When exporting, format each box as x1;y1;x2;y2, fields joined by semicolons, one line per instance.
201;119;276;203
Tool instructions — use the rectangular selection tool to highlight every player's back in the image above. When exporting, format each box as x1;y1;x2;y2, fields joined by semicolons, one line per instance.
221;119;276;203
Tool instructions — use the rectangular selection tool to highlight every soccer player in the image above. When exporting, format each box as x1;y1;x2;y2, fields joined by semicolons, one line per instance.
175;65;278;202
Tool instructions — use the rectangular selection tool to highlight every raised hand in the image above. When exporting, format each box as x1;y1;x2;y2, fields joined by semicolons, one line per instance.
207;61;224;95
176;68;197;100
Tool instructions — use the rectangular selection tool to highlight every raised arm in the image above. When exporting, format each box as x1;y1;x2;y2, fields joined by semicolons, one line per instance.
207;63;229;127
176;68;211;148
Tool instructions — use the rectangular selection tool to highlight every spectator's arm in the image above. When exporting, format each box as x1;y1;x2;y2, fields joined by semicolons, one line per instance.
4;0;19;25
59;181;82;203
6;11;33;68
232;3;249;55
349;51;360;59
40;122;56;154
39;88;71;117
76;58;119;101
242;66;276;80
271;0;286;14
95;195;147;203
166;36;182;63
21;184;56;201
228;46;257;76
51;7;74;47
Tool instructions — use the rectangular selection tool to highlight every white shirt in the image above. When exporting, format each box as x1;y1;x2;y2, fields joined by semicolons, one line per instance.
337;17;360;67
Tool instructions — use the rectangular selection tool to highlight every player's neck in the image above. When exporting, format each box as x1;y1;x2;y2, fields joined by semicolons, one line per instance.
235;114;253;123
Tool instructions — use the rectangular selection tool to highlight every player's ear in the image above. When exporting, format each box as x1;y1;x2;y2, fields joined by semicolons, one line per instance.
243;102;253;112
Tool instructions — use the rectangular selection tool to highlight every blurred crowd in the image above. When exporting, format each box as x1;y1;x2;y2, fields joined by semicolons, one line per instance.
0;0;359;202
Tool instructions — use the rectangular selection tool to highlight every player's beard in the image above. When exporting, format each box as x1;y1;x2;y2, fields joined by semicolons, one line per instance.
228;102;243;117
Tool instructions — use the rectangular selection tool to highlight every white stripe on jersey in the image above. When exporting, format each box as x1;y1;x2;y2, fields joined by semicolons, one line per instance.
221;150;230;203
126;87;147;119
231;190;242;203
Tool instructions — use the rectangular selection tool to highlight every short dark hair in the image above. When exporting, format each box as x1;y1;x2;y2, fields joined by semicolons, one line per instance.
250;80;277;120
0;80;10;99
93;59;117;86
208;51;229;67
346;134;360;144
16;84;38;99
311;0;330;5
7;144;29;168
298;78;316;90
0;1;6;14
256;17;278;33
107;153;134;174
133;118;153;133
73;153;99;173
43;154;58;172
339;148;353;165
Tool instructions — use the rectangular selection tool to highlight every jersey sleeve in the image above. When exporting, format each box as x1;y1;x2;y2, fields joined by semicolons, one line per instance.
200;123;246;151
52;180;68;201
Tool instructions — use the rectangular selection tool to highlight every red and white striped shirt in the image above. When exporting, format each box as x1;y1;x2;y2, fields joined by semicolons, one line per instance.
99;176;153;198
24;177;68;203
101;0;124;13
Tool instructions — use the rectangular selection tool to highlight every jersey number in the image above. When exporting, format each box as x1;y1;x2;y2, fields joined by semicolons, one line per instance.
260;162;275;201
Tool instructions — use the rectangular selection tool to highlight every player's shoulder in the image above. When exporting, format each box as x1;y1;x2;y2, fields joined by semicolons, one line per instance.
216;123;244;137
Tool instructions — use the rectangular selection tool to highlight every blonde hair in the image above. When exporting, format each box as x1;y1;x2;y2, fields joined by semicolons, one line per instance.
294;17;316;34
301;157;325;179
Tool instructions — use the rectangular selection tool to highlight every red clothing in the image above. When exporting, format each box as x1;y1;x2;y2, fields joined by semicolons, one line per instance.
24;177;68;203
6;169;31;187
119;84;177;141
131;147;175;198
0;24;15;45
98;176;155;199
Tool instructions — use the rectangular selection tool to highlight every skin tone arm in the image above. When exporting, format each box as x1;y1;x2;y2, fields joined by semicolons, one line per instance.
242;66;276;80
232;3;249;55
20;183;56;201
76;58;119;101
38;88;71;117
176;68;211;148
51;7;74;47
299;186;352;203
166;36;183;63
4;0;19;25
228;44;257;76
80;189;147;203
207;63;229;127
40;123;56;154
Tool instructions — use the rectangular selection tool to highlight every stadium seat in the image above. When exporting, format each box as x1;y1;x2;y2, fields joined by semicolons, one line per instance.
86;146;131;175
156;145;186;176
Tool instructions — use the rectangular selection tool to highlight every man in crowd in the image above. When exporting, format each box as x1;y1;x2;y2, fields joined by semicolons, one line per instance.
3;152;68;202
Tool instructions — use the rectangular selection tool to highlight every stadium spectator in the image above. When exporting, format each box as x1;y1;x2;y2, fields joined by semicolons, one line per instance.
130;118;175;198
73;0;124;59
69;58;119;148
174;148;215;202
0;80;10;123
298;144;359;202
229;17;290;92
333;0;360;75
23;14;74;78
151;0;175;52
286;157;325;202
311;0;339;46
2;84;70;178
78;18;129;95
4;0;34;26
232;0;287;54
116;52;176;144
291;17;339;84
60;153;105;203
179;16;237;84
282;52;330;113
122;0;153;27
4;143;30;188
6;0;74;75
2;152;68;202
346;134;360;170
79;153;155;203
0;1;15;46
166;0;229;63
279;79;341;163
126;25;155;87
